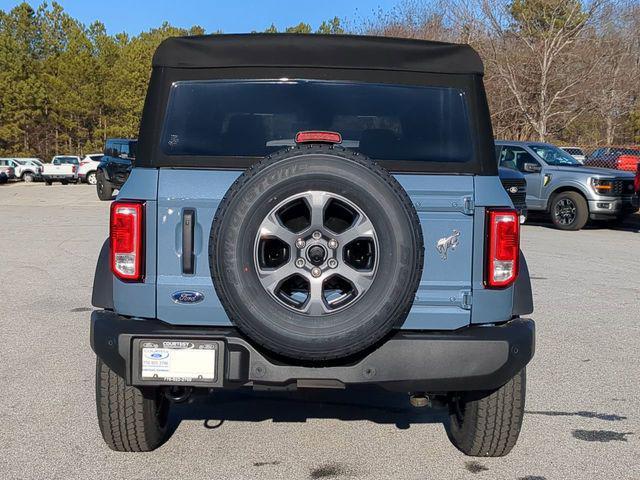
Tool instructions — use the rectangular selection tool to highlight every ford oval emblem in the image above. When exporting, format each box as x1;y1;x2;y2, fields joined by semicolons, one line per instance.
145;351;169;360
171;291;205;304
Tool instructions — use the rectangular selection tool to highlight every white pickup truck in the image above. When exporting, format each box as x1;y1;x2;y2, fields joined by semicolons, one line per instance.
42;156;80;185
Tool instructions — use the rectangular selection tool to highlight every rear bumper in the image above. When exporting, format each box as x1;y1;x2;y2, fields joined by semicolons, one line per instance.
42;174;77;180
90;311;535;392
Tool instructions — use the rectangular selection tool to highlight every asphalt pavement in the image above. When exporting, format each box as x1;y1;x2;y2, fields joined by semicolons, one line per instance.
0;182;638;479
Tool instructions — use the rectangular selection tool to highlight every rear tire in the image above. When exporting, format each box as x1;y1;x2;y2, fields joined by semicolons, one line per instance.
61;179;69;185
45;179;52;186
95;358;172;452
549;191;588;230
97;173;114;201
446;369;526;457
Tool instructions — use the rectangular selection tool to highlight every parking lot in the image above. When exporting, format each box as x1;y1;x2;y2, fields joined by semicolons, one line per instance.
0;182;637;480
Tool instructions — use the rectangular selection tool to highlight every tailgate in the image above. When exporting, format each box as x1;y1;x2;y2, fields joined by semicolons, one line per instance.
155;170;475;330
395;175;474;329
44;165;73;175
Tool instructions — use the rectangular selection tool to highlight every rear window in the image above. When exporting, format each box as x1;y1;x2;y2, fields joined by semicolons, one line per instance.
160;80;472;163
105;140;137;159
54;157;79;165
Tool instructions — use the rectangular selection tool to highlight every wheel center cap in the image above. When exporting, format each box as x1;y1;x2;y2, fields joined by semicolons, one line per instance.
307;245;327;265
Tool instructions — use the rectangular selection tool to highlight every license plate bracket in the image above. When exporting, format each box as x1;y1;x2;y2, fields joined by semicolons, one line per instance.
131;338;224;387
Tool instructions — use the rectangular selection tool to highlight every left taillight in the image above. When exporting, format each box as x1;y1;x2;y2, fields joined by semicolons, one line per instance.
485;209;519;288
110;201;144;281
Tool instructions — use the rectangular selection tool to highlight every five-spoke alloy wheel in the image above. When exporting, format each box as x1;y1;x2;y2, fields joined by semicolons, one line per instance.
255;191;378;315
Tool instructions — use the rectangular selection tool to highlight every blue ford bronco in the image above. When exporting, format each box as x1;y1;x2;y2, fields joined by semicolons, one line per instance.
90;34;535;456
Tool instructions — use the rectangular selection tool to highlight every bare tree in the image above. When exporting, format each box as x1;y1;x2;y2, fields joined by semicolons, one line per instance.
588;2;639;144
457;0;605;141
359;0;458;41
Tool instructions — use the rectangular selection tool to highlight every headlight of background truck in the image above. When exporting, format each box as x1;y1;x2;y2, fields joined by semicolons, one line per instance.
591;178;614;195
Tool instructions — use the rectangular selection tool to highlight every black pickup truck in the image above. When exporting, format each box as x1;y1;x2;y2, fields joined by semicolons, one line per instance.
96;138;137;200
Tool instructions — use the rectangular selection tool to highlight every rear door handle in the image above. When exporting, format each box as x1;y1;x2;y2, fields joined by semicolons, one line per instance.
182;209;195;274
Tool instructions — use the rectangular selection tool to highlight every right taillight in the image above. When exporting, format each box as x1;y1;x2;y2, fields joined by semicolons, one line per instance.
485;209;519;288
635;166;640;193
110;201;144;281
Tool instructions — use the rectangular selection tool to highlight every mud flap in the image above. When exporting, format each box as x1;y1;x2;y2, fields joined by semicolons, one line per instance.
513;251;533;316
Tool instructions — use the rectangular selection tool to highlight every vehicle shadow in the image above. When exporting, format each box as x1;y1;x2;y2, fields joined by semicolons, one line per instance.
170;387;448;430
525;213;639;233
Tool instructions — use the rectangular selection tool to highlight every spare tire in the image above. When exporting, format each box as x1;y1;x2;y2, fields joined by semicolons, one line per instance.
210;145;423;361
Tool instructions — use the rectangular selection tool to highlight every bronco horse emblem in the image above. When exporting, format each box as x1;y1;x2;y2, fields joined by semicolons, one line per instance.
436;230;460;260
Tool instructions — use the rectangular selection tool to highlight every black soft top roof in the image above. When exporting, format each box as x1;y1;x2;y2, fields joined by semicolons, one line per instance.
152;34;484;75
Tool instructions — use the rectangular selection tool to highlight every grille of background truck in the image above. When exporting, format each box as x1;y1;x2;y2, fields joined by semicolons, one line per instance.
500;178;527;211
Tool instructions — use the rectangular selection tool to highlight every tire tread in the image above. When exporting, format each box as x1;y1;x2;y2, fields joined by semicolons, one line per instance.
447;369;525;457
95;358;169;452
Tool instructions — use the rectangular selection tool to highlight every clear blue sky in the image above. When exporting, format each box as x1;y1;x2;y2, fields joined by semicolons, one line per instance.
0;0;403;34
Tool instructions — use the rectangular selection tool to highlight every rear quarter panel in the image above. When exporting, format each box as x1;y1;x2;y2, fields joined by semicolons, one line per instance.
112;168;158;318
471;176;517;324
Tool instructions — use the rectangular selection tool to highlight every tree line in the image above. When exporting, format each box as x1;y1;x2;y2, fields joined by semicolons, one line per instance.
365;0;640;145
0;0;638;160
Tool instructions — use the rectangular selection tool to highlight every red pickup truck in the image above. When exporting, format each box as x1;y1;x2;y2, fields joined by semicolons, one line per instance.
633;163;640;208
584;147;640;172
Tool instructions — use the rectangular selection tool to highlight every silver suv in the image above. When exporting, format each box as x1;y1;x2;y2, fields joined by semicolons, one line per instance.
496;141;637;230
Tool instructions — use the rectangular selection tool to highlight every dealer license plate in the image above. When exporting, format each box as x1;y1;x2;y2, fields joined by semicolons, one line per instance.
140;340;218;382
